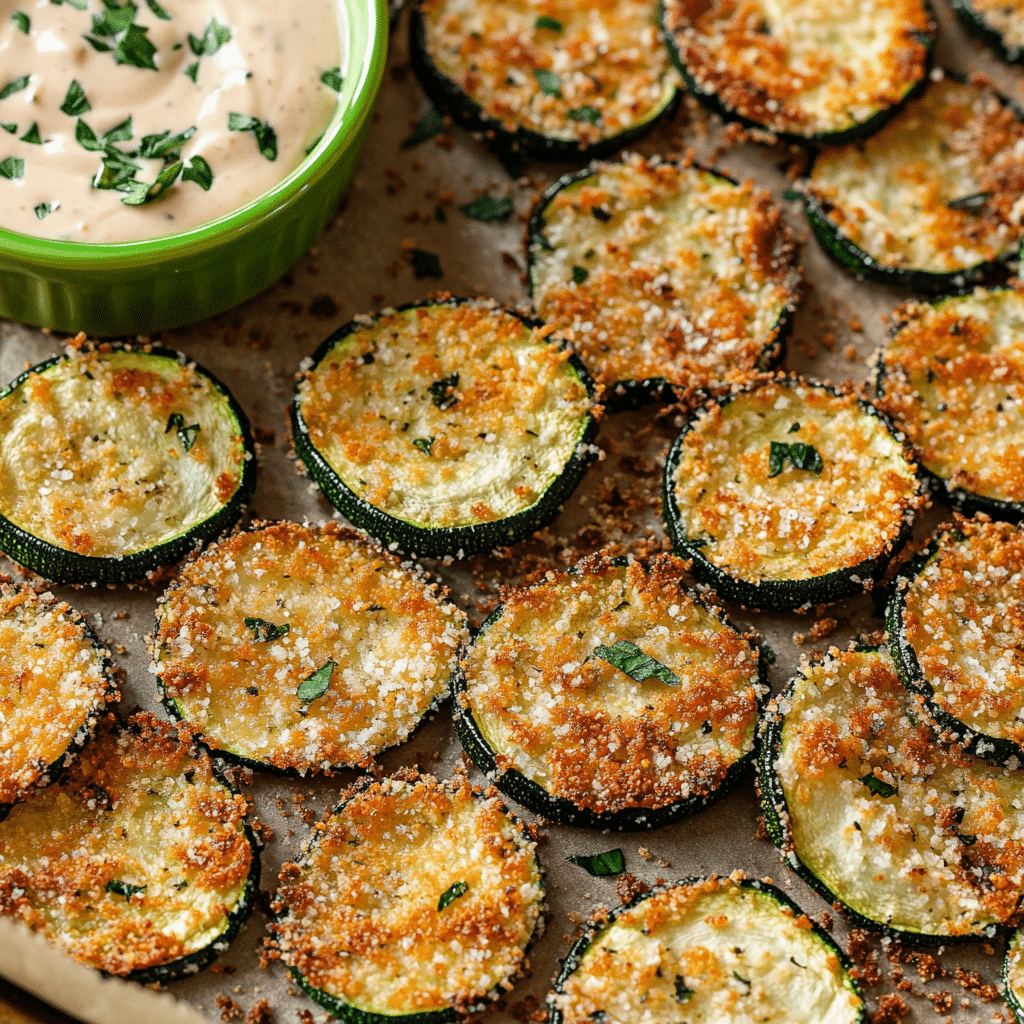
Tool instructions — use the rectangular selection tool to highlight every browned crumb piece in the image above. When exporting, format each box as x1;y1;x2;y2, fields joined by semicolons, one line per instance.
754;812;770;841
243;1000;274;1024
251;820;274;845
871;994;910;1023
252;426;275;446
955;966;1001;1002
847;930;881;986
209;964;238;975
808;617;840;641
296;1012;315;1024
818;909;834;931
216;994;243;1021
615;873;651;904
926;992;954;1013
509;994;543;1024
916;953;943;982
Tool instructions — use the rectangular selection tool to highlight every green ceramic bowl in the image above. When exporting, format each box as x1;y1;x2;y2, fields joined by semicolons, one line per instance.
0;0;387;337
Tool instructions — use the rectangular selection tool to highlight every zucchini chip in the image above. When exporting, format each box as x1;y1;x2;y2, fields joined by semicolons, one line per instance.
874;287;1024;523
0;344;255;585
662;377;923;612
949;0;1024;64
760;646;1024;942
661;0;933;144
888;516;1024;765
528;154;800;405
291;299;598;559
154;521;468;774
0;712;258;981
805;75;1024;291
0;581;116;817
269;772;543;1023
453;553;766;830
410;0;679;161
550;876;865;1024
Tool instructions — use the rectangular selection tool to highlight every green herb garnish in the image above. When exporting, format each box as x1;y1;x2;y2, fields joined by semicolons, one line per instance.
12;11;29;32
760;642;776;664
535;15;562;30
437;881;469;910
297;660;335;702
1;124;15;134
76;115;133;153
188;17;231;57
733;972;750;986
85;4;159;71
227;112;277;160
320;67;344;92
244;617;290;643
782;187;802;202
0;157;25;180
768;440;823;477
165;412;184;433
0;76;30;101
93;149;142;190
788;422;800;433
19;122;41;145
400;107;443;149
184;61;199;83
144;0;171;19
138;126;196;159
410;248;442;279
34;202;56;219
412;436;435;455
567;105;601;124
533;68;561;96
106;879;146;899
860;772;897;799
593;640;678;686
181;155;213;190
957;833;978;846
947;191;991;212
428;372;459;410
571;265;589;284
675;976;694;1002
50;0;87;7
60;80;90;116
566;848;625;877
459;194;513;221
175;419;200;450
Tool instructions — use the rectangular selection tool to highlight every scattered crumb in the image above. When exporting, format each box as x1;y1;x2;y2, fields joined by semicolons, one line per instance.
615;873;650;904
871;994;909;1023
243;1000;274;1024
509;994;547;1024
209;964;238;976
847;930;881;987
216;994;243;1021
955;966;1001;1002
818;909;834;931
926;992;954;1014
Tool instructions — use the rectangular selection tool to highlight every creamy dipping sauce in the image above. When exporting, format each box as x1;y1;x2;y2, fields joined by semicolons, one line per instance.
0;0;342;241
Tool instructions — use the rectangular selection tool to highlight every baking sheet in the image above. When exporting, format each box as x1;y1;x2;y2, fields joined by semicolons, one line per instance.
0;3;1022;1021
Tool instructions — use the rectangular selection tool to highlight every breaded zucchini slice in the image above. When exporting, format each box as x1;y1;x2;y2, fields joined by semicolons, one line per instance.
154;521;468;774
888;516;1024;765
269;772;543;1023
453;553;767;830
0;712;258;981
410;0;679;161
291;298;598;559
759;646;1024;942
1006;929;1024;1022
661;0;933;144
949;0;1024;64
0;580;116;817
805;75;1024;291
662;376;923;612
0;343;255;585
874;286;1024;522
550;876;865;1024
527;154;800;405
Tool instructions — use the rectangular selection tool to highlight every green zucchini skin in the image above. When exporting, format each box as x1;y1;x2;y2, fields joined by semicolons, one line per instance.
549;877;866;1024
1005;930;1024;1024
948;0;1023;63
408;7;680;163
0;345;256;586
661;378;921;612
290;299;599;560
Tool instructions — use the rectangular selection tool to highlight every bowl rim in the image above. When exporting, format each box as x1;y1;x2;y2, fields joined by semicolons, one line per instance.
0;0;386;267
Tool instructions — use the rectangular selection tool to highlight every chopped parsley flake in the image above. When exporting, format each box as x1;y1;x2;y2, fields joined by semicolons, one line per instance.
675;976;694;1002
567;105;601;124
175;419;200;449
428;372;459;410
1;124;15;134
85;3;159;71
297;660;335;702
412;436;435;455
144;0;171;19
244;617;290;643
181;155;213;190
782;187;802;202
400;107;443;149
459;194;513;221
566;848;625;877
19;122;41;145
227;112;277;160
188;17;231;57
0;76;30;101
957;833;978;846
0;157;25;180
571;265;589;284
60;80;91;116
12;11;29;33
860;771;898;799
106;879;146;899
533;68;561;96
34;201;56;219
437;881;468;910
768;440;823;477
594;640;679;686
320;67;344;92
946;191;991;212
535;15;562;30
138;126;196;159
184;61;199;83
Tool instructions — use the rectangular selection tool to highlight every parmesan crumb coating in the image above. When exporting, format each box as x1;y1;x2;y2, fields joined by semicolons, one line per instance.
459;554;764;816
963;0;1024;50
771;647;1024;938
420;0;676;146
553;878;863;1024
0;581;116;808
877;287;1024;509
295;300;593;529
899;517;1024;750
154;521;468;773
270;774;542;1017
0;713;254;975
808;77;1024;274
0;346;249;560
530;155;800;394
662;0;932;138
669;378;922;584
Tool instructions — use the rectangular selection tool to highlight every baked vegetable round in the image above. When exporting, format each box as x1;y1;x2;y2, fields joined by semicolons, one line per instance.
1005;929;1024;1023
549;876;865;1024
874;286;1024;523
410;0;679;161
291;298;598;559
269;772;543;1023
453;552;766;830
888;516;1024;765
527;154;800;405
949;0;1024;64
0;343;255;585
804;75;1024;291
660;0;933;144
0;580;116;818
154;521;468;774
760;646;1024;942
0;712;258;981
662;376;923;612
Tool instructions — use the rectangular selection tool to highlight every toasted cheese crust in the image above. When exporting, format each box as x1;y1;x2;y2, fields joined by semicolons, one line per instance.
154;521;467;773
965;0;1024;50
0;713;254;975
876;287;1024;507
808;77;1024;274
662;0;931;138
669;379;921;583
772;648;1024;938
295;300;593;530
0;346;249;560
271;774;542;1017
419;0;676;146
899;518;1024;750
553;878;863;1024
0;582;115;807
530;155;800;395
459;554;763;815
